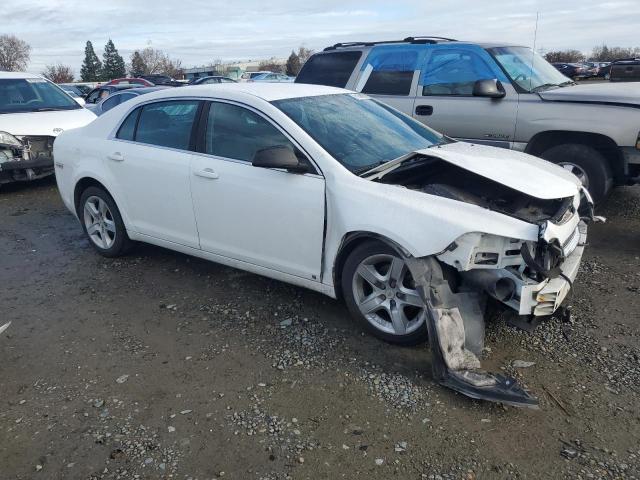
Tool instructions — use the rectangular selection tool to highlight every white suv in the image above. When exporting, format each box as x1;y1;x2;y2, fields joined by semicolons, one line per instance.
296;37;640;203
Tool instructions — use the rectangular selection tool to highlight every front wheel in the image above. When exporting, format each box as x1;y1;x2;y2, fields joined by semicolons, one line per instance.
540;143;613;204
79;186;133;257
341;241;428;346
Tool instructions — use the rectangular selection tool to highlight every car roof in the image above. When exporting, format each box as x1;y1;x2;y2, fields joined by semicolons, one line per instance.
141;82;347;102
0;72;44;80
319;39;526;52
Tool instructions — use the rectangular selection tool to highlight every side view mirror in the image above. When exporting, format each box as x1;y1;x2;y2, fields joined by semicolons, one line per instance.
252;146;309;173
473;79;506;98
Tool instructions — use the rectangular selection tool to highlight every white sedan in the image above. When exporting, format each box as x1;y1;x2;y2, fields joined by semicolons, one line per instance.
54;83;593;407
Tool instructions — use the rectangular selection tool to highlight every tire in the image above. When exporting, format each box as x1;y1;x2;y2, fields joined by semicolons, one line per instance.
78;186;133;257
341;241;428;346
540;143;613;204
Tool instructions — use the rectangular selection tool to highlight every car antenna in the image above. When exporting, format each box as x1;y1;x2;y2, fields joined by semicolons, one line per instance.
529;11;540;91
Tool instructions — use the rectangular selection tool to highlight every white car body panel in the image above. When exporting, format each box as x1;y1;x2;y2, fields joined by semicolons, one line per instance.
54;83;582;302
0;108;96;137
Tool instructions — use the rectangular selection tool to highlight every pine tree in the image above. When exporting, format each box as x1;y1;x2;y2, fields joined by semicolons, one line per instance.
80;41;102;82
102;39;126;80
286;50;301;76
130;50;146;76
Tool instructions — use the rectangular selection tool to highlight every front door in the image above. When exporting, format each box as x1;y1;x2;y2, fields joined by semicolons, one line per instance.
413;45;519;148
190;101;325;281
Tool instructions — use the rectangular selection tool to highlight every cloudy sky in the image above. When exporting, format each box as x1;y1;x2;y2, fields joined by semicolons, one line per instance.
4;0;640;74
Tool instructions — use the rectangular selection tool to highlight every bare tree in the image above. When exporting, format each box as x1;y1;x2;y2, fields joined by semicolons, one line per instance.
591;44;640;62
296;46;314;65
544;50;585;63
42;64;74;83
258;58;285;73
133;47;183;78
0;34;31;71
138;47;166;74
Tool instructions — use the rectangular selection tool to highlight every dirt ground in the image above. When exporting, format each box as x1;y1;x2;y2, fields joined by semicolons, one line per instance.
1;177;639;480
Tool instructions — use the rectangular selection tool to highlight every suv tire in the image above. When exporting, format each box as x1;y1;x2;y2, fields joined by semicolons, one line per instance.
342;241;429;346
540;143;613;204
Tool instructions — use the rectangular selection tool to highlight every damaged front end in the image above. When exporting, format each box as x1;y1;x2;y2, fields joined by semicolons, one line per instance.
0;132;55;185
377;154;597;407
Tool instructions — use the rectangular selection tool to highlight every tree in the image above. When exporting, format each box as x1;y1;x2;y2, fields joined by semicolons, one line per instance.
42;64;74;83
130;50;146;76
591;44;640;62
138;47;166;74
544;49;585;63
102;39;126;80
285;50;301;76
0;34;31;71
258;57;284;73
296;46;314;65
80;41;102;82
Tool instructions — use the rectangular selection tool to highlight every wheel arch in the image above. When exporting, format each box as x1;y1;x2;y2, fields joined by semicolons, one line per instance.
332;231;412;301
525;130;624;184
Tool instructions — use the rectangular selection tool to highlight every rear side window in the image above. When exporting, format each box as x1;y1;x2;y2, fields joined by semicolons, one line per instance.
101;95;122;113
295;51;362;88
135;101;199;150
359;46;422;96
204;102;299;163
116;109;139;141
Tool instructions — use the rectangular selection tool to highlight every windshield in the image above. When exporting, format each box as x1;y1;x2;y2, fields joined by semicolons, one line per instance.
488;46;571;92
0;78;80;113
273;93;442;172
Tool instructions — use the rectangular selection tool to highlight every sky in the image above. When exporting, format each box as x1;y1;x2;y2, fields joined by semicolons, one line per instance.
4;0;640;74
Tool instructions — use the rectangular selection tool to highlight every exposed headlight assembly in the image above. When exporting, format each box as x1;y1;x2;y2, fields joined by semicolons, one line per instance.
0;131;22;147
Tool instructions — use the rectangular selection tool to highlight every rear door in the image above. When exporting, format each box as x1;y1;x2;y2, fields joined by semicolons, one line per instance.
189;101;325;280
412;44;519;147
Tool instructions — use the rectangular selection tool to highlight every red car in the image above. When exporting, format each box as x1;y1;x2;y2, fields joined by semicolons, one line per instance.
104;77;154;87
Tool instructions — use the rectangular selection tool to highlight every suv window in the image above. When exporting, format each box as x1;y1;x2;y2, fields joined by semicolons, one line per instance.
205;102;300;163
296;51;362;88
421;47;498;96
359;45;422;96
121;100;199;150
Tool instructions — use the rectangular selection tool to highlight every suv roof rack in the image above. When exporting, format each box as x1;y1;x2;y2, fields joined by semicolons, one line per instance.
323;36;457;51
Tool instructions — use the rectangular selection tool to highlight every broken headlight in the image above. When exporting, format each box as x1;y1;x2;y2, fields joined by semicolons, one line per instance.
0;131;24;164
0;131;21;147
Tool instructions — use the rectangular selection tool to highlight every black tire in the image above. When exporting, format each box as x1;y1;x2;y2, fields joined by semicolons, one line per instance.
341;241;428;346
78;186;133;257
540;143;613;204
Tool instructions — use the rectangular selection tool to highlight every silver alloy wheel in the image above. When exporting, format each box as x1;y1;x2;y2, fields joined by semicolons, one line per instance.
559;162;589;189
83;195;116;249
352;253;426;336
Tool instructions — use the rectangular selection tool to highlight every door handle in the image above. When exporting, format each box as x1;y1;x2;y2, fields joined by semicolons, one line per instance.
107;152;124;162
194;168;219;180
415;105;434;116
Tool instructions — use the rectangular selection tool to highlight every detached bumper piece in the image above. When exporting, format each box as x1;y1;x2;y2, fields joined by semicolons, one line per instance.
0;136;55;185
406;257;539;409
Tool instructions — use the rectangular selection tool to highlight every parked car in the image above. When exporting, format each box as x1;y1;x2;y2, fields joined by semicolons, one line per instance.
296;37;640;202
60;83;95;96
240;71;272;82
249;72;295;83
189;76;237;85
592;62;612;79
58;84;86;106
105;78;155;87
135;74;184;87
90;87;169;116
0;72;95;186
84;85;138;110
551;63;590;79
54;83;594;407
609;58;640;82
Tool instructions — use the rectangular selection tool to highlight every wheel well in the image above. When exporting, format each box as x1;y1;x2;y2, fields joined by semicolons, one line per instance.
73;177;109;216
525;131;624;183
332;232;409;301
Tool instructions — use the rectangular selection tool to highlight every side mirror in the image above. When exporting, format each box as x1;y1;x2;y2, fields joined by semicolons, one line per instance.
472;79;506;98
252;146;309;173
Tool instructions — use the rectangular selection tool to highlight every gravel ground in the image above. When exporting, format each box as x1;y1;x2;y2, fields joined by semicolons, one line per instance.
1;178;639;480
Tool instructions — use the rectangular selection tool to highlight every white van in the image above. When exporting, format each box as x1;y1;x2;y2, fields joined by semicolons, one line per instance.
0;72;96;186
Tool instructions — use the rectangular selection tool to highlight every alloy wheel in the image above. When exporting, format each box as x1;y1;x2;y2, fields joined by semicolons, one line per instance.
83;196;116;249
351;253;426;336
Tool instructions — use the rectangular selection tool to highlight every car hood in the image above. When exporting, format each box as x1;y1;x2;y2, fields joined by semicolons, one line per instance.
413;142;580;200
538;82;640;106
0;108;96;137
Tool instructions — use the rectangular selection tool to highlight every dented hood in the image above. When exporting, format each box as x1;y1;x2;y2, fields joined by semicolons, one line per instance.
0;108;96;137
537;82;640;106
414;142;580;200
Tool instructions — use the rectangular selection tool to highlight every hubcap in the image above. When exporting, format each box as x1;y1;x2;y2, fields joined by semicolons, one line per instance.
352;254;426;336
559;162;589;189
83;196;116;249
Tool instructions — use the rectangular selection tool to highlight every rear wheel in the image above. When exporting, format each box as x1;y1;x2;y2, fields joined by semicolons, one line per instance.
79;186;133;257
342;241;428;346
540;143;613;204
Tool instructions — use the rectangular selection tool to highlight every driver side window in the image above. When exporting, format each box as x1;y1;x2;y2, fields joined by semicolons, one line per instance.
420;48;496;96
